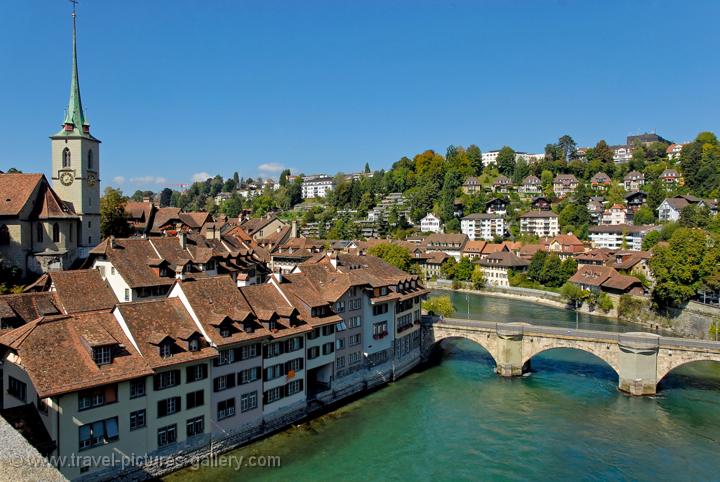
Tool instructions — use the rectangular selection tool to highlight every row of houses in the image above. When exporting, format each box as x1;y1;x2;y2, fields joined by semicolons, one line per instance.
0;252;427;480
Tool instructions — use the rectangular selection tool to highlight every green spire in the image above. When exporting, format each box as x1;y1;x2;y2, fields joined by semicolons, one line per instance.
62;9;86;130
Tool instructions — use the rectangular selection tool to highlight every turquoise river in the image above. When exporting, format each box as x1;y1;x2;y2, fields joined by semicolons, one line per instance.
166;291;720;481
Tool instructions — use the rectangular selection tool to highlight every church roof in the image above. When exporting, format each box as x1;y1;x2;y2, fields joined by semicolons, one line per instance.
0;174;77;219
51;10;99;142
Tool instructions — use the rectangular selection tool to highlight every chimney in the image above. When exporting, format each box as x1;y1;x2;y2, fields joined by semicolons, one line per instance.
142;195;151;203
273;271;283;283
178;231;187;249
175;266;185;280
291;220;298;238
329;251;338;269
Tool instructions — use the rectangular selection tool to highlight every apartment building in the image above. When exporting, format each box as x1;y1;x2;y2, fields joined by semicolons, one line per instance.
553;174;578;197
589;224;659;251
301;175;335;199
420;213;443;233
461;213;505;241
519;211;559;237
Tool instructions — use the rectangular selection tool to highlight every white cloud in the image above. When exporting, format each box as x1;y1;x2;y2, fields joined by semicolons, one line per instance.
130;176;168;185
257;163;285;174
112;176;125;185
192;172;211;183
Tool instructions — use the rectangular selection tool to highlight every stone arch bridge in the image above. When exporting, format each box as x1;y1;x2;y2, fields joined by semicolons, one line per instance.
421;318;720;395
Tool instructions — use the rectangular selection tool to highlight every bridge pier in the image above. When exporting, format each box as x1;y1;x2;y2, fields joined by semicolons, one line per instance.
495;323;530;377
617;333;660;396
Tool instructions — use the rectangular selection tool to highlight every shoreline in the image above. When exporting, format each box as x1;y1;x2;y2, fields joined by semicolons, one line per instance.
432;286;621;321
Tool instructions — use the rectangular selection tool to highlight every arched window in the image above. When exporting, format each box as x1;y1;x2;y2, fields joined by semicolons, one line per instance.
36;223;44;243
52;223;60;243
88;149;94;170
62;148;71;168
0;225;9;245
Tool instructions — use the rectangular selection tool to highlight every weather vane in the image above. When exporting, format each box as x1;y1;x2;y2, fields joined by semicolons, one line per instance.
69;0;78;17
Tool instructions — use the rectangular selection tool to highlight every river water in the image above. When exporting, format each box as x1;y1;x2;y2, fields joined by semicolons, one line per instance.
166;291;720;482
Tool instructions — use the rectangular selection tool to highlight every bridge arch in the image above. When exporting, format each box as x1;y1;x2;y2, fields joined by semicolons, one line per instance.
657;352;720;385
522;337;621;376
427;328;499;367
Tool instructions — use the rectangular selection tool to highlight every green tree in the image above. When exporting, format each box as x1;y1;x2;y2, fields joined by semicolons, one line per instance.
441;258;457;279
471;266;486;289
561;282;587;305
467;145;483;175
367;243;413;272
528;251;547;282
496;146;516;177
159;188;173;207
650;228;720;306
100;187;132;238
423;296;455;317
454;257;475;281
679;204;711;228
558;135;577;163
364;162;371;173
633;206;655;225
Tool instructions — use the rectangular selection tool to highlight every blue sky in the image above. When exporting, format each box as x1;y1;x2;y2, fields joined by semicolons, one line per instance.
2;0;719;192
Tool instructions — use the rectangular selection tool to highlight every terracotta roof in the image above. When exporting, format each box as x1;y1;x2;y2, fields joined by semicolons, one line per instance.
173;276;271;347
239;284;311;338
569;265;619;287
276;276;342;327
463;240;487;253
92;238;176;289
149;207;183;233
115;298;217;368
180;211;212;229
0;292;62;330
478;251;530;268
424;233;468;248
601;274;642;291
0;173;43;217
0;312;153;398
49;270;118;313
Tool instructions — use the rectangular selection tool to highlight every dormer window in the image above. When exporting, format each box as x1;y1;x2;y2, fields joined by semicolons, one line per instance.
159;342;173;359
188;338;200;352
219;326;231;338
92;346;112;366
243;322;255;334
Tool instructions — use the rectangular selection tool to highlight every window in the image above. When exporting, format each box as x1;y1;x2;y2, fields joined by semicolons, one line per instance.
124;288;130;302
264;342;284;359
348;333;361;346
307;346;320;360
188;338;200;352
36;223;43;243
219;326;231;338
336;338;345;350
186;364;208;383
92;346;112;365
322;325;335;336
335;301;345;312
153;370;180;390
264;386;284;404
79;417;119;450
157;424;177;448
240;343;259;360
372;321;388;339
264;363;285;381
186;390;204;410
88;149;94;169
0;225;9;245
348;316;361;329
238;367;261;385
79;385;117;411
62;147;71;168
336;356;346;370
158;396;181;417
130;379;146;398
286;379;303;396
240;391;258;413
111;266;116;275
348;352;362;365
213;374;236;392
322;342;334;356
286;337;303;352
336;321;347;332
216;349;236;366
8;377;27;402
186;416;204;438
217;398;235;420
130;409;146;431
373;304;388;316
285;358;303;373
159;342;173;359
307;328;320;340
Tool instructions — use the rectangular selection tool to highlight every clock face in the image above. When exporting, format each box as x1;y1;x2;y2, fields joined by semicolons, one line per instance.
87;173;97;187
60;172;74;186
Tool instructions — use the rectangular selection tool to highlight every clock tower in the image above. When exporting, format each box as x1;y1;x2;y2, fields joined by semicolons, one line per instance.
50;4;101;251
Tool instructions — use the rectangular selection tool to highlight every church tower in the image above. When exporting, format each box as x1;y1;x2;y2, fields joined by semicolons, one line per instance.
50;5;101;251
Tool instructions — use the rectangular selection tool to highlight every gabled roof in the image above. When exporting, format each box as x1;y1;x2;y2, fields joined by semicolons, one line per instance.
115;298;217;368
478;251;529;268
0;174;77;219
91;238;176;289
49;270;118;313
0;312;153;398
569;265;618;287
0;292;62;331
520;210;558;218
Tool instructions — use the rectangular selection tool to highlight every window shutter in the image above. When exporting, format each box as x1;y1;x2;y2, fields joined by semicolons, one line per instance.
233;348;242;361
175;396;181;411
228;375;236;389
213;357;219;367
284;361;291;372
262;391;268;405
299;358;304;370
172;369;180;386
279;342;285;355
284;384;290;397
186;366;194;383
299;379;304;391
213;377;221;392
153;375;161;391
158;400;166;417
263;344;269;358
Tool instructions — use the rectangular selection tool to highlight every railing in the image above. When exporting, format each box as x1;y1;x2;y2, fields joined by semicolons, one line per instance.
426;316;720;352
